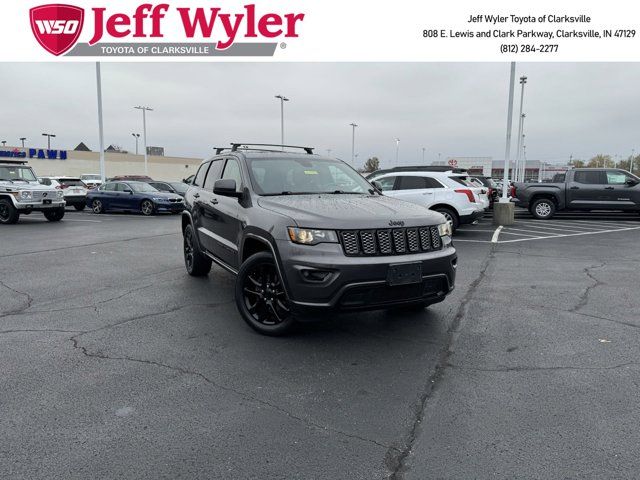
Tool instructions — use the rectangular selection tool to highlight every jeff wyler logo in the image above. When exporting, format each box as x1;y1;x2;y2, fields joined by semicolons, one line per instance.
29;3;305;56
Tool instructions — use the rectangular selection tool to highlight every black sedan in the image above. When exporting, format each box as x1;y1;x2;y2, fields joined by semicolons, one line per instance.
86;181;185;215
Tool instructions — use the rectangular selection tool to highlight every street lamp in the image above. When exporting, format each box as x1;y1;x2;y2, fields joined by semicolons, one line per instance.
275;95;289;150
132;133;140;155
349;123;358;165
501;62;516;200
42;133;56;150
395;138;400;166
514;75;527;182
630;149;635;174
134;106;153;175
19;137;26;148
1;141;6;147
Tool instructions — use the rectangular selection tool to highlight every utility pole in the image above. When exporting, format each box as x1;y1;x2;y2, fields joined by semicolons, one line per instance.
132;133;140;155
275;95;289;150
96;62;106;183
19;137;26;148
395;138;400;166
422;147;426;163
42;133;56;150
630;149;635;174
350;123;358;166
134;106;153;175
502;62;516;200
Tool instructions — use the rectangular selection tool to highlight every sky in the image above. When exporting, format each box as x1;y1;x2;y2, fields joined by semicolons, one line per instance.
0;62;638;169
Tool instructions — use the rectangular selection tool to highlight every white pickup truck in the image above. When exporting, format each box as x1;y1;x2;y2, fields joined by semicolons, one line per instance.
0;159;66;224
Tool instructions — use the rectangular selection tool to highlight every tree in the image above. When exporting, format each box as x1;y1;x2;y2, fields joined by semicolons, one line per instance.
363;157;380;173
587;154;614;168
569;159;585;168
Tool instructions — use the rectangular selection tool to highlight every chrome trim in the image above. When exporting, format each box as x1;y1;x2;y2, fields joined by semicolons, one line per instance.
203;251;238;275
198;227;239;252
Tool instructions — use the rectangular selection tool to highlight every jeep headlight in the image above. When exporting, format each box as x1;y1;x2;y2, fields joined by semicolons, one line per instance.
20;190;32;200
287;227;338;245
56;190;64;198
438;222;452;237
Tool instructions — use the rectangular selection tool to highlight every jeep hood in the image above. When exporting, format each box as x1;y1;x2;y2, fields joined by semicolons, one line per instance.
257;194;445;229
0;180;56;193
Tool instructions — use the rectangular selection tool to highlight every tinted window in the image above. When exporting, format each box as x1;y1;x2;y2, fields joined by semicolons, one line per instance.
204;159;224;190
193;162;210;187
449;176;470;186
221;159;242;192
397;176;428;190
574;171;605;184
114;183;129;192
169;182;189;194
606;171;630;185
102;183;116;191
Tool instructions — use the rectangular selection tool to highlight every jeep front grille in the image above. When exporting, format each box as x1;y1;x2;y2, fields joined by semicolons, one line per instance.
339;226;443;257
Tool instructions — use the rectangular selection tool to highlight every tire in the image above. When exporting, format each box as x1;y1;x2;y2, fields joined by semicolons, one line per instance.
433;207;459;232
183;224;212;276
530;198;555;220
74;204;86;211
91;199;104;214
44;207;65;222
235;251;296;336
0;198;20;224
140;199;155;216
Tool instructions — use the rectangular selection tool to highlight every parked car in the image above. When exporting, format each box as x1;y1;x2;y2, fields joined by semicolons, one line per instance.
80;174;103;189
447;175;491;210
147;181;189;197
367;170;484;231
0;160;65;224
471;176;499;207
39;176;88;211
86;180;184;215
109;175;154;182
182;143;457;336
512;168;640;219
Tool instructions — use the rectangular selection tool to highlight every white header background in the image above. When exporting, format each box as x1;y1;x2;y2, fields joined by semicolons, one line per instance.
1;0;640;61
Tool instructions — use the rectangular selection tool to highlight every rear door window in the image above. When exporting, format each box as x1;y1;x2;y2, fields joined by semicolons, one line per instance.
397;176;429;190
193;162;210;187
203;159;224;190
574;171;605;184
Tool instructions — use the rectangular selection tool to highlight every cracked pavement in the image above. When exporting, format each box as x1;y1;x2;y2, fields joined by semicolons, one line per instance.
1;211;639;479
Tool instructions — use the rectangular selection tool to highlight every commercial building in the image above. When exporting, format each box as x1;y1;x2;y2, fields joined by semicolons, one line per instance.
0;145;203;180
433;157;570;181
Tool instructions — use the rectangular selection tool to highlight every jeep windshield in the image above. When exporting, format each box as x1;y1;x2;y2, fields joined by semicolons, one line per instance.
247;157;373;195
0;165;37;182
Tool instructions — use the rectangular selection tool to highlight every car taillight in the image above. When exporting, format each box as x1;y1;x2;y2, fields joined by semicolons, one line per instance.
510;185;517;197
455;188;476;203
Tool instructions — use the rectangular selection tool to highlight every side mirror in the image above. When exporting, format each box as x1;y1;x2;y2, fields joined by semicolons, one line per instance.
371;180;383;192
626;178;638;186
214;178;242;198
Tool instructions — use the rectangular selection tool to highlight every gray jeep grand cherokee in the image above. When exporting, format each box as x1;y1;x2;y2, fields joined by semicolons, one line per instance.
181;144;457;335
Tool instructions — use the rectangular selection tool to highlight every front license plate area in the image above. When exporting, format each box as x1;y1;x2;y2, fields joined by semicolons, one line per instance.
43;199;52;205
387;262;422;286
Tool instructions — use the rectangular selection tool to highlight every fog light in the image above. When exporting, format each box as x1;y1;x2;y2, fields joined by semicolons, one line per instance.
300;269;331;282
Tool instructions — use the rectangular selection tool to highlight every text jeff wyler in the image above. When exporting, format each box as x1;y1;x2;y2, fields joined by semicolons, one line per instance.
467;14;591;24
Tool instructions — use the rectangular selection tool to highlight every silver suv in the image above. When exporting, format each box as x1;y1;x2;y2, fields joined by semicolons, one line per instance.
0;160;66;224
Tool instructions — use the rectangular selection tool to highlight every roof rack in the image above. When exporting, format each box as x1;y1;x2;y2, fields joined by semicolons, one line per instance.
0;159;28;165
230;143;314;155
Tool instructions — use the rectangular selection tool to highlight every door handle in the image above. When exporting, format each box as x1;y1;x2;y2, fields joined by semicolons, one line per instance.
210;198;219;205
193;193;200;199
604;186;614;190
570;186;579;190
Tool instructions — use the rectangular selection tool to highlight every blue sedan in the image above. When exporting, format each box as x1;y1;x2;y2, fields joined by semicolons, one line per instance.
86;181;185;215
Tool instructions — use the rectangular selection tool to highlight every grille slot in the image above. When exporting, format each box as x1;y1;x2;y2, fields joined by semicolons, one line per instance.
339;226;444;256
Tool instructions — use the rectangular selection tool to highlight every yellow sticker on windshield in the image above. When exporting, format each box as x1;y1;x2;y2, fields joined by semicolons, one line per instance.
304;170;319;175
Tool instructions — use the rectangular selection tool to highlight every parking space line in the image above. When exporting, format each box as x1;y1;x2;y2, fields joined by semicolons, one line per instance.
567;219;639;227
64;219;103;223
512;221;606;232
499;231;545;238
491;226;503;243
501;226;559;236
497;225;640;243
452;238;492;243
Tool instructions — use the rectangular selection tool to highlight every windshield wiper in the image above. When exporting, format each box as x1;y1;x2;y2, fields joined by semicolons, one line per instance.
0;178;13;183
327;190;363;194
10;178;29;182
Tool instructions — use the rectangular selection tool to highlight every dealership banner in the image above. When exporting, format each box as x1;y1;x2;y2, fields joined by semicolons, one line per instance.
1;0;639;61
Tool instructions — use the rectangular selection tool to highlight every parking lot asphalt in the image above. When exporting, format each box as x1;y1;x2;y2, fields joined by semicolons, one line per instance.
1;208;639;479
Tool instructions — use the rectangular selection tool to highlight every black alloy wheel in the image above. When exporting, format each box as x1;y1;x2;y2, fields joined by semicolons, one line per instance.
235;252;295;335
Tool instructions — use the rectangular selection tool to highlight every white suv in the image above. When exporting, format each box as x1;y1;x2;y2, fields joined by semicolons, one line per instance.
368;170;485;231
40;176;89;211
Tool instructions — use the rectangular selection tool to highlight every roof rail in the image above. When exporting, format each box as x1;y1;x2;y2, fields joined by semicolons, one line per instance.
369;165;469;176
230;143;314;155
0;159;28;165
213;146;231;155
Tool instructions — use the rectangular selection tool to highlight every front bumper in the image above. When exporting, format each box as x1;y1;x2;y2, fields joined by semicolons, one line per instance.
276;239;457;311
63;195;86;206
15;199;66;211
156;202;185;212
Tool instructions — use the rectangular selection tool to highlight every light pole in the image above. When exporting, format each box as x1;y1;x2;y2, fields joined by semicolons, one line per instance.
132;133;140;155
134;106;153;175
1;141;6;147
514;75;527;182
96;62;106;183
349;123;358;166
19;137;26;148
395;138;400;166
275;95;289;150
42;133;56;150
519;119;527;181
502;62;516;200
